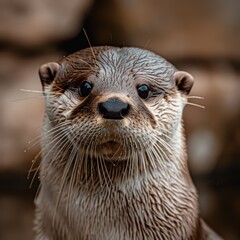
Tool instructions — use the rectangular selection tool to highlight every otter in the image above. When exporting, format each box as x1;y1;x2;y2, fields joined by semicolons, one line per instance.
34;46;222;239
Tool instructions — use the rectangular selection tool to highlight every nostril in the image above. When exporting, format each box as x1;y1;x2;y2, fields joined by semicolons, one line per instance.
98;102;108;116
98;98;130;120
120;104;130;118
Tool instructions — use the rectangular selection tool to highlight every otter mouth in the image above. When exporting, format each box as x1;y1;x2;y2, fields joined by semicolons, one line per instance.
100;132;122;146
97;139;126;160
100;140;121;152
101;140;119;146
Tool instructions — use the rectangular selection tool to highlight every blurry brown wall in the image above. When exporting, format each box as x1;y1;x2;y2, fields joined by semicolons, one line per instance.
0;0;239;239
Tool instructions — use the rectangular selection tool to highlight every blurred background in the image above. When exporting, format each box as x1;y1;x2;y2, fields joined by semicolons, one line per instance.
0;0;239;239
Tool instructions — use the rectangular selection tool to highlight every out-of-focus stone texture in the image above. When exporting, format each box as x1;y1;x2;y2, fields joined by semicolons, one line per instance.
0;195;34;240
0;0;93;48
182;62;240;239
87;0;240;59
0;51;63;171
183;63;240;174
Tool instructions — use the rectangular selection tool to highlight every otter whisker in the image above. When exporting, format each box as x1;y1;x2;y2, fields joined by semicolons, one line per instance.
20;88;45;94
146;143;161;171
29;117;70;136
28;151;41;181
41;126;71;163
53;127;82;227
83;139;91;191
88;130;100;190
20;88;61;95
76;125;100;190
155;127;175;141
133;121;172;167
95;147;103;188
33;181;42;203
98;155;109;188
148;137;169;168
29;163;41;189
168;98;205;109
28;121;72;150
29;119;71;143
151;134;175;154
43;130;72;178
90;131;105;188
83;28;97;64
121;134;131;182
127;135;135;181
88;131;114;188
89;138;96;191
101;155;113;188
145;134;161;169
186;96;204;100
53;145;75;226
34;130;72;197
128;133;142;180
66;145;80;222
41;123;75;174
185;102;205;109
129;138;136;184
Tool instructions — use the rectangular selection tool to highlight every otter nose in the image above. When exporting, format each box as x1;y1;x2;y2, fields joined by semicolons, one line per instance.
98;98;130;120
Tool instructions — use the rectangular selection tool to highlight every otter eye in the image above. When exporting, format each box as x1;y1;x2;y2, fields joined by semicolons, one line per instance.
137;84;150;99
79;81;93;97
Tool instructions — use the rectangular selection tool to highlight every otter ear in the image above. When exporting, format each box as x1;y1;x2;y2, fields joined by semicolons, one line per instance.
39;62;60;91
174;71;194;95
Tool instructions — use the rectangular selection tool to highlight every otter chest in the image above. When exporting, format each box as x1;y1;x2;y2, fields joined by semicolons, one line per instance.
64;182;198;240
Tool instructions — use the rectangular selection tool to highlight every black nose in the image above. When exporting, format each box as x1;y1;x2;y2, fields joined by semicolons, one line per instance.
98;98;130;120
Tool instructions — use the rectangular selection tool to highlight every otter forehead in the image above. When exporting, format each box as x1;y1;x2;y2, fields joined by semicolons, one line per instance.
61;47;176;89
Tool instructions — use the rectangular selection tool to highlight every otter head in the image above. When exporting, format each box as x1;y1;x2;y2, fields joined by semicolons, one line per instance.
39;47;194;182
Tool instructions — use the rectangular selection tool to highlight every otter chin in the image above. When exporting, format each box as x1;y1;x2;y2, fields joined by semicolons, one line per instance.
98;140;125;160
34;46;222;240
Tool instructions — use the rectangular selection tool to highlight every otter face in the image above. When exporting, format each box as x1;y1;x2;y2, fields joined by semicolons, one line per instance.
39;47;193;165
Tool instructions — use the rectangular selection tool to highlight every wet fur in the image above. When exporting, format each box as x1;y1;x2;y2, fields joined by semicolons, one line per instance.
34;47;222;239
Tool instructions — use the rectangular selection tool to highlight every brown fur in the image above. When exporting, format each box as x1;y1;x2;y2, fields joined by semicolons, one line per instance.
34;46;222;239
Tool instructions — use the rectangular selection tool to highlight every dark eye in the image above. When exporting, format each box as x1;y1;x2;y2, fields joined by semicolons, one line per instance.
137;84;150;99
79;81;93;97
